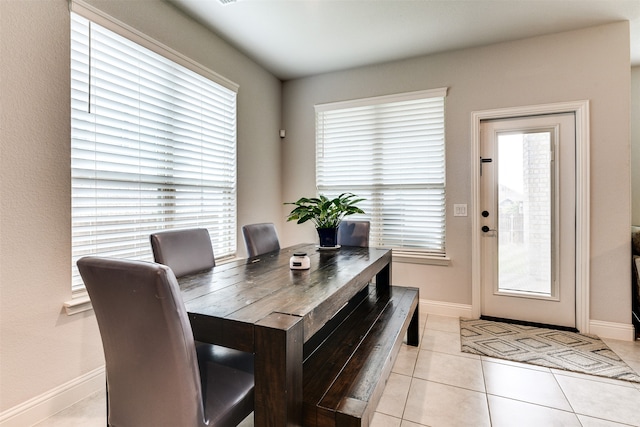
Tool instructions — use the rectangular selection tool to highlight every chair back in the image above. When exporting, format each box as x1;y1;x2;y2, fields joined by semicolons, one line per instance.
337;220;370;247
150;228;215;277
242;222;280;257
77;257;206;426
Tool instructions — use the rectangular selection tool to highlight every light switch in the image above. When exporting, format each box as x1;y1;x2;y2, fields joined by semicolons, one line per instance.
454;204;467;217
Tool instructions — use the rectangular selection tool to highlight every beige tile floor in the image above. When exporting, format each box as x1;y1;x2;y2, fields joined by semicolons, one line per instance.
35;313;640;427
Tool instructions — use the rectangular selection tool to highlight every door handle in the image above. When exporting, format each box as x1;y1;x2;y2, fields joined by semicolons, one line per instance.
482;225;496;233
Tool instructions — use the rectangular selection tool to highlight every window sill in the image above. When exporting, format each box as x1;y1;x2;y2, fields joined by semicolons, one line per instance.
63;293;93;316
392;252;451;266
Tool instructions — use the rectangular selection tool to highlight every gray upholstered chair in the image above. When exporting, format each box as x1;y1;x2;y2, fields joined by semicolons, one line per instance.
77;257;254;427
150;228;215;277
241;223;281;257
337;220;370;247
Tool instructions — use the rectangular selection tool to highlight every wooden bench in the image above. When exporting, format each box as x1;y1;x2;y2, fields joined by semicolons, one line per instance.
302;283;419;427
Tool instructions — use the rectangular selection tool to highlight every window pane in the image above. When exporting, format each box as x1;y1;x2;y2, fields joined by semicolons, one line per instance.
71;13;237;291
316;91;446;255
497;132;552;295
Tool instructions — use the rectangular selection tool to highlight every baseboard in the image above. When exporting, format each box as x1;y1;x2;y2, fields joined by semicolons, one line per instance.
420;298;472;319
0;366;105;427
589;319;636;341
418;300;636;342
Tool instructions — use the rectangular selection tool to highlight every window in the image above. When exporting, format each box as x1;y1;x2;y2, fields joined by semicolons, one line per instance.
316;88;447;259
71;13;237;291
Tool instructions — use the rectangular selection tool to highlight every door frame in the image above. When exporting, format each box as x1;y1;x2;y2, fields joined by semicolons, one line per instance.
471;100;590;332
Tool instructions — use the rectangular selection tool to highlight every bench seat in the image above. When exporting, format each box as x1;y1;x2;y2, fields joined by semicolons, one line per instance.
303;284;419;427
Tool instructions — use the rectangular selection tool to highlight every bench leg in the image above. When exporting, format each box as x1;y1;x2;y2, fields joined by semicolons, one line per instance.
407;303;419;347
375;262;391;293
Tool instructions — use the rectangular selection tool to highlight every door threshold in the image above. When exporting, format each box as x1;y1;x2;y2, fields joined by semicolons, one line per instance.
480;315;578;333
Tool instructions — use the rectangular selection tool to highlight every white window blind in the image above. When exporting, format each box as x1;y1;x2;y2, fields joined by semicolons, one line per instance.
71;13;237;291
316;89;447;256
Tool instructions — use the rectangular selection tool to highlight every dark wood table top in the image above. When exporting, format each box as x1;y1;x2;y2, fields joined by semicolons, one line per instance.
178;243;392;344
178;243;393;426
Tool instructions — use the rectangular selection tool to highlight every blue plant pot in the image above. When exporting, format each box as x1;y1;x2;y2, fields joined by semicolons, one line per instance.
317;227;338;247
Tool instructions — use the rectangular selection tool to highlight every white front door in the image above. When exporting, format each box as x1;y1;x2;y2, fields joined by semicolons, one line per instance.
480;114;576;328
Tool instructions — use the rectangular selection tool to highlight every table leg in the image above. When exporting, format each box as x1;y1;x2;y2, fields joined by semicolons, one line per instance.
254;313;304;426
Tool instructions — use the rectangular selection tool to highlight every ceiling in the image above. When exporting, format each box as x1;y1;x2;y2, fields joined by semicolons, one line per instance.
169;0;640;81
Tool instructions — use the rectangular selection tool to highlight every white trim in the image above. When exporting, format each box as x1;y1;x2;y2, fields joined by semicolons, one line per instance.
393;254;451;266
69;0;239;92
63;294;92;315
420;299;473;319
315;87;448;112
0;367;105;427
471;100;590;332
589;320;636;341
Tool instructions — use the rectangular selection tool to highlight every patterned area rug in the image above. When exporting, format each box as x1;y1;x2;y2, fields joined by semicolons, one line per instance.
460;318;640;383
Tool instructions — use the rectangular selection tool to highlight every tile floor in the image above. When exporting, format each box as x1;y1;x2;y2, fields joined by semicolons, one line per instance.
35;313;640;427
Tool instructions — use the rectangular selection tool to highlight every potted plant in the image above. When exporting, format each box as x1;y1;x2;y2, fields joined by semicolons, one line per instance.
285;193;365;247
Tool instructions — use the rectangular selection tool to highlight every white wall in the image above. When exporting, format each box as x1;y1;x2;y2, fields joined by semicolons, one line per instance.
281;22;632;324
632;66;640;225
0;0;283;415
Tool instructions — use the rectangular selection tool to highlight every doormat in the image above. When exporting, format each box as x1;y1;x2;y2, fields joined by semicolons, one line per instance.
460;318;640;383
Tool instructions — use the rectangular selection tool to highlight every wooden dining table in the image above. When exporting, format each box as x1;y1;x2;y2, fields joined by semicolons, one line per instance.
178;243;395;426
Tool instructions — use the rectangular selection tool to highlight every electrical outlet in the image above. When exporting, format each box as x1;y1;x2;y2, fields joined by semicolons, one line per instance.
454;204;467;217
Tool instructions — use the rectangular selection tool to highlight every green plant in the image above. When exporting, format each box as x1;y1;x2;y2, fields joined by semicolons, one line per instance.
285;193;365;229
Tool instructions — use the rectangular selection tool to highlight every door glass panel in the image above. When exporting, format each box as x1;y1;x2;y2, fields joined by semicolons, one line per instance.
497;131;552;296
